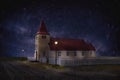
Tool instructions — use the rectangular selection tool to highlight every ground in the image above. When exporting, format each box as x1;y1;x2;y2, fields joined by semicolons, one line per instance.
0;61;120;80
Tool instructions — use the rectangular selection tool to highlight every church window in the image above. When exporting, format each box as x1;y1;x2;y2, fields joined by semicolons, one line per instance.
67;52;69;56
57;51;61;56
82;51;86;56
66;51;76;56
74;52;77;56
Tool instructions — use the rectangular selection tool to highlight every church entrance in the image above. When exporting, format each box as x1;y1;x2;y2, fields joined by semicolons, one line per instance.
42;51;49;63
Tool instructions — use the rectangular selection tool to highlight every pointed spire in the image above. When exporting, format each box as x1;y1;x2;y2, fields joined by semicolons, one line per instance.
37;19;49;35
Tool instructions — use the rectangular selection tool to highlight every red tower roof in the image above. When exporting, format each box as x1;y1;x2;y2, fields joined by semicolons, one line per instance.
37;19;49;35
49;37;95;51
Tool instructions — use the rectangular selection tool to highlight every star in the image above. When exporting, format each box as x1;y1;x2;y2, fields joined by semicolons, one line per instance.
22;49;24;52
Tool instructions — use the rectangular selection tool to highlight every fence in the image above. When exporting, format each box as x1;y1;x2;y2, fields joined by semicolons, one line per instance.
59;57;120;66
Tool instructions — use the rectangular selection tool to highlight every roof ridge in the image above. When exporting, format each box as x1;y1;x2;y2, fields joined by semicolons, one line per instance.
51;37;84;40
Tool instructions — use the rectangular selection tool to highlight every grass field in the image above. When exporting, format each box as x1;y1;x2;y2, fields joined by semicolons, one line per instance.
0;57;27;61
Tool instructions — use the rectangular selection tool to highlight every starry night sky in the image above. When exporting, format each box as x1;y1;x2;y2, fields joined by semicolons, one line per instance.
0;0;120;57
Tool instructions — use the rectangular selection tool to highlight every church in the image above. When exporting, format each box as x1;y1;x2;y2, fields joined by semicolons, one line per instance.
34;20;96;66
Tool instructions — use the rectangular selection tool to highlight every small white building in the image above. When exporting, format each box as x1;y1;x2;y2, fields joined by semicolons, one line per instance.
34;20;96;66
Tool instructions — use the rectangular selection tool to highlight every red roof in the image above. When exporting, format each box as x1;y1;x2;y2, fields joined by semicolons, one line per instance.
49;37;95;51
37;19;49;35
86;43;96;50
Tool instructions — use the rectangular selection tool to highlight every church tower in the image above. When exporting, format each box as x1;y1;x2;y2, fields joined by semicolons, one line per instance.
34;20;50;61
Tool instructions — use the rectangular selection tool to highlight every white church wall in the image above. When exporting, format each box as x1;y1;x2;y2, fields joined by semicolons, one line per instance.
76;51;84;58
48;58;61;65
49;51;56;58
49;50;95;59
39;57;46;63
58;51;67;58
34;50;96;65
59;57;120;66
48;50;96;66
91;51;96;57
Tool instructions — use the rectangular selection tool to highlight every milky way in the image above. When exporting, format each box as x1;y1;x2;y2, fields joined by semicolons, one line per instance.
0;0;120;56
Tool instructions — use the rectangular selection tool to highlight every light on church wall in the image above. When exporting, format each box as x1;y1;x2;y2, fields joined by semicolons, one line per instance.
54;41;58;45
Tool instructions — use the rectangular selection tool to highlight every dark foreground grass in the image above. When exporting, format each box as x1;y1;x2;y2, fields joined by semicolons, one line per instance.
96;64;120;70
25;62;120;80
68;64;120;71
0;57;27;61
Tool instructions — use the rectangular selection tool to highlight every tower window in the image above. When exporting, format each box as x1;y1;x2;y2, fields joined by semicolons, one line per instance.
42;35;46;39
